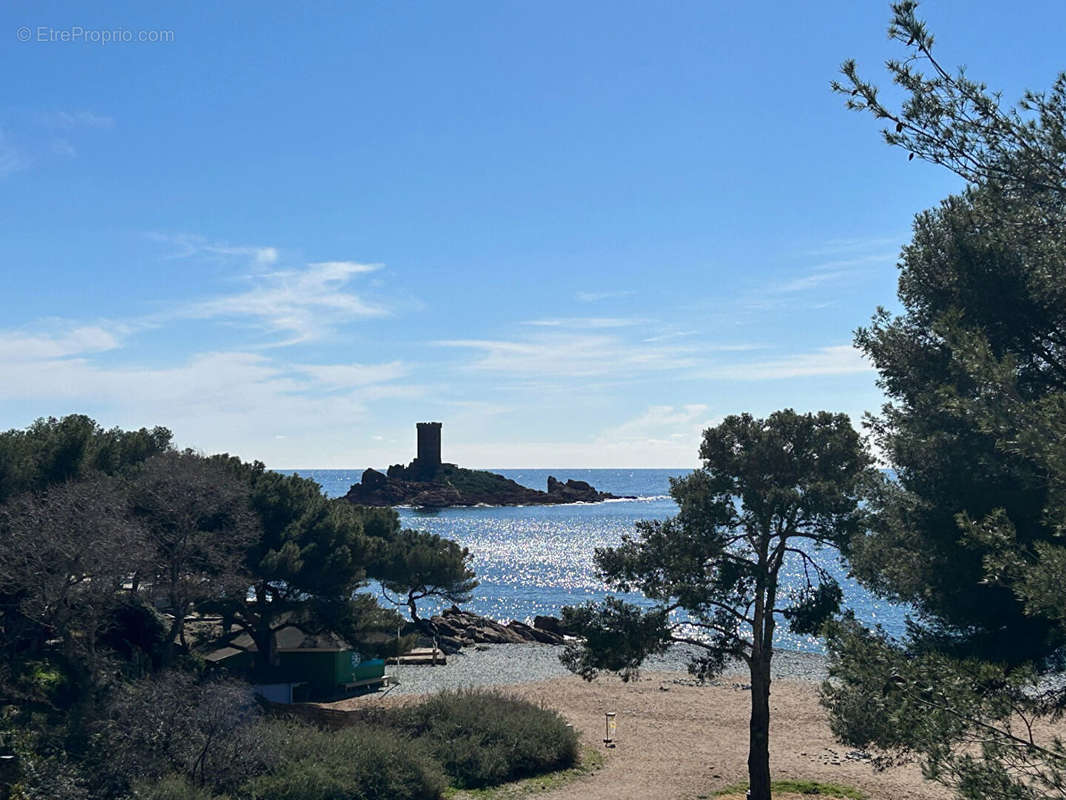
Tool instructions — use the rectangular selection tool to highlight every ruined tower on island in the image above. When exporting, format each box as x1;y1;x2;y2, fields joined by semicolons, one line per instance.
413;421;442;477
346;420;624;506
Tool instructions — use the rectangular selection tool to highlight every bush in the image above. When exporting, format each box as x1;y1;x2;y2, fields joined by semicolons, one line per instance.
131;774;222;800
101;595;170;672
9;750;91;800
11;658;77;709
105;671;269;794
388;690;579;789
245;720;445;800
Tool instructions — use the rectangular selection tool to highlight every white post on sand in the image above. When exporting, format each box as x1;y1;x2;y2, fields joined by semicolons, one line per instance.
603;711;616;748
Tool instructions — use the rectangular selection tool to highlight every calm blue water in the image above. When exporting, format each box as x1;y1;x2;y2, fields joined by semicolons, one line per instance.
286;468;905;653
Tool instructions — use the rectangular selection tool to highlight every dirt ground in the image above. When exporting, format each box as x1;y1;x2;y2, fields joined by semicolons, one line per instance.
327;669;954;800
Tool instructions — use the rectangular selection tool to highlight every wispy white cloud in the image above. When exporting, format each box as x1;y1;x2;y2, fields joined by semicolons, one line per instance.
521;317;640;329
0;228;409;465
804;235;902;257
175;260;387;345
0;332;418;464
770;268;855;294
447;404;713;469
0;111;115;175
149;236;384;342
0;345;410;406
0;129;28;177
0;325;123;361
0;351;369;458
641;330;699;343
598;404;715;448
767;253;896;295
576;289;636;303
294;361;409;389
214;244;278;265
437;331;699;379
39;110;115;129
150;233;279;266
702;345;872;380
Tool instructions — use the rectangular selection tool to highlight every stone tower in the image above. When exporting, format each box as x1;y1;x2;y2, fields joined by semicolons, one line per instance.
415;422;442;472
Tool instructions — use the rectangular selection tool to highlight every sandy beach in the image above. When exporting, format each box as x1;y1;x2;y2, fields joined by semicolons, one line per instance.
497;671;951;800
326;645;953;800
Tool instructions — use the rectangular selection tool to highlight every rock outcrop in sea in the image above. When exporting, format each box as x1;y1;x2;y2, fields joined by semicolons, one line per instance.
342;421;629;508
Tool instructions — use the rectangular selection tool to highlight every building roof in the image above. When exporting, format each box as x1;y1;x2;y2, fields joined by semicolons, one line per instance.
203;624;354;662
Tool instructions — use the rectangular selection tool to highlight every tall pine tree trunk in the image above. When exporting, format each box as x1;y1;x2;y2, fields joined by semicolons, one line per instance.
748;655;773;800
252;625;278;669
163;593;186;667
748;538;775;800
164;613;182;666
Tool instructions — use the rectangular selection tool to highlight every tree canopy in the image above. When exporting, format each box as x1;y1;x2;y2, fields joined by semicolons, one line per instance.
378;529;478;625
129;451;256;664
562;410;874;800
200;456;408;668
830;0;1066;665
825;4;1066;798
0;476;147;680
0;414;478;701
833;1;1066;206
847;186;1066;663
0;414;171;504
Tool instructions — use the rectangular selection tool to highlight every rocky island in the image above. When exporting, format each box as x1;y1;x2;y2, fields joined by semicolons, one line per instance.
342;422;629;508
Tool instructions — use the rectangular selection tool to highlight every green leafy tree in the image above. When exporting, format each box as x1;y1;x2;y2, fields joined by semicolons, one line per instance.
833;1;1066;205
561;410;874;800
834;0;1066;664
825;4;1066;798
823;617;1066;800
206;458;403;669
0;415;171;504
378;530;478;624
0;416;172;684
846;187;1066;662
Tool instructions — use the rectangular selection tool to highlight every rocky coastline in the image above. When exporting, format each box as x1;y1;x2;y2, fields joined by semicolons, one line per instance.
403;606;569;653
342;462;628;508
379;608;831;698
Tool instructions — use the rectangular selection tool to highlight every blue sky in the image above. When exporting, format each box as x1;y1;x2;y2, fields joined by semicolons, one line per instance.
2;1;1063;468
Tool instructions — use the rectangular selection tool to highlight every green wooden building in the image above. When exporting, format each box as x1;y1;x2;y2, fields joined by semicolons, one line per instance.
205;624;387;702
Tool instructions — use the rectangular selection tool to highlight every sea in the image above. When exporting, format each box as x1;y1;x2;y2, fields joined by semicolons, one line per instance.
285;468;907;654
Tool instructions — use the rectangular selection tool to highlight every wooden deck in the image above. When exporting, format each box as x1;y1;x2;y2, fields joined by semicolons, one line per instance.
385;647;447;665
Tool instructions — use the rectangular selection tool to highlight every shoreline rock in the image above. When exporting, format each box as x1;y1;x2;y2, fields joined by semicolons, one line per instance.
404;607;569;653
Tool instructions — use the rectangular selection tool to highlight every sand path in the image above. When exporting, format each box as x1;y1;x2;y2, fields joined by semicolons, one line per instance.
328;669;952;800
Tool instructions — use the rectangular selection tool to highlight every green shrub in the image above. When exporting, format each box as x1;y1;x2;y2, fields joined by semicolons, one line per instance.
15;658;76;708
131;774;223;800
245;720;445;800
389;690;579;789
